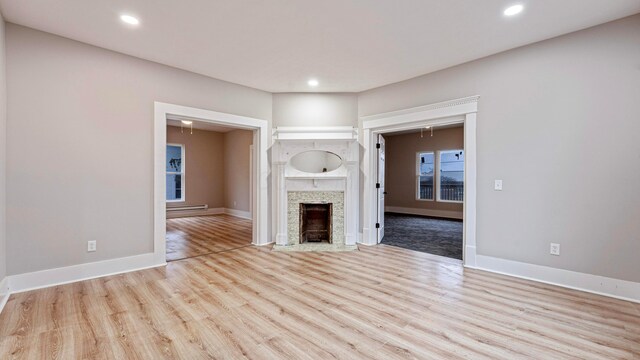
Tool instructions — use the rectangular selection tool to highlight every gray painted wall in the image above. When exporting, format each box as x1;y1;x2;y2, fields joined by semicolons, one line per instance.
5;24;272;275
273;93;357;127
0;14;6;282
359;15;640;282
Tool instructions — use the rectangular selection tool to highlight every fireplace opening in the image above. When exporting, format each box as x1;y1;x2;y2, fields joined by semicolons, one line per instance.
299;203;333;244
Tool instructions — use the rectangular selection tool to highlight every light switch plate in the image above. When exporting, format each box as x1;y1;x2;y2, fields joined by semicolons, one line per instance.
494;180;503;191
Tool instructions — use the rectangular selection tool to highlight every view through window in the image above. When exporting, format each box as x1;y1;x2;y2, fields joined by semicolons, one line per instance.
166;144;184;201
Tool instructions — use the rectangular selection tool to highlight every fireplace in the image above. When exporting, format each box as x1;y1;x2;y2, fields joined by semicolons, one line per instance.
299;203;333;244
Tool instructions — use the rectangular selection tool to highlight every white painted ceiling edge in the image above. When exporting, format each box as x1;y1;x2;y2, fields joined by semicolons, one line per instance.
1;0;638;93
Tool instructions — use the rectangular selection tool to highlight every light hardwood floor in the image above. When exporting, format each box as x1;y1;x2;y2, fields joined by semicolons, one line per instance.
1;244;639;359
166;214;252;261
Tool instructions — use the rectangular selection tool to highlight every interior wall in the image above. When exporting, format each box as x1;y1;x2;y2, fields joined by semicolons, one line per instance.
5;24;272;275
0;14;6;282
272;93;357;127
166;126;225;208
223;129;253;213
358;15;640;282
385;127;463;216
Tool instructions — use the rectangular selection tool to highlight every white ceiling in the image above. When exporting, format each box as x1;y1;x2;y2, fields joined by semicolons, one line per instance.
1;0;638;93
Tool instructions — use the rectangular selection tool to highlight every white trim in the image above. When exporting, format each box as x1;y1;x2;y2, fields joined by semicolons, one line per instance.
385;206;463;220
360;96;478;267
155;102;270;262
166;207;225;219
225;208;252;220
0;277;10;313
469;255;640;303
8;253;164;294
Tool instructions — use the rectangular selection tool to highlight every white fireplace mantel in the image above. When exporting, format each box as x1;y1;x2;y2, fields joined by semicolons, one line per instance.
272;127;359;247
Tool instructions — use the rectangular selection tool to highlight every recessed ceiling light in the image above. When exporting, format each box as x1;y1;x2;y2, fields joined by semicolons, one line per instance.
181;120;193;125
307;79;319;87
503;4;524;16
120;15;140;25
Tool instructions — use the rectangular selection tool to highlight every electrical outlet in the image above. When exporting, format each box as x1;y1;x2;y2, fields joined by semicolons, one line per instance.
550;243;560;256
494;180;503;191
88;240;97;252
233;201;237;207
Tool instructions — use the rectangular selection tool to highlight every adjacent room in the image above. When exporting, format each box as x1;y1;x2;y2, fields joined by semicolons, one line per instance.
165;119;254;261
0;1;639;359
382;125;464;260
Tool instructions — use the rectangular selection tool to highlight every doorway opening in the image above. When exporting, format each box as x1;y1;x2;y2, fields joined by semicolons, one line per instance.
153;102;269;265
164;119;254;261
360;96;478;267
378;125;464;260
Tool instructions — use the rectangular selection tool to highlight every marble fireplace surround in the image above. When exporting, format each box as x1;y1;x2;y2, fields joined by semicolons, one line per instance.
272;127;359;250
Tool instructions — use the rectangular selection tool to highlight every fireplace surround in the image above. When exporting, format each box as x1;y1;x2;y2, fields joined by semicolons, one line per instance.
272;127;359;251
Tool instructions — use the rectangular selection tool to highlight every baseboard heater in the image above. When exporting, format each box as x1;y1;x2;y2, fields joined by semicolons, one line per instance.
167;204;209;212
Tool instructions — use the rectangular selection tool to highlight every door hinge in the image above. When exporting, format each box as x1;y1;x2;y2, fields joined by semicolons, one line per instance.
376;183;380;189
375;223;380;229
376;143;381;149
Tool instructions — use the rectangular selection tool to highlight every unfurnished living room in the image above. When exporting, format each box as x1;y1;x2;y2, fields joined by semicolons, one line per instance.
0;1;639;359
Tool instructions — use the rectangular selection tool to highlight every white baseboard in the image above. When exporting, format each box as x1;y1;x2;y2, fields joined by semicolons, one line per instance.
468;255;640;303
0;277;10;313
225;208;252;220
167;207;225;219
8;252;165;294
385;206;463;220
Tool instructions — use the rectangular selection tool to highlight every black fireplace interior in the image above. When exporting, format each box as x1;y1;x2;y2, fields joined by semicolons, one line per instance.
300;203;333;243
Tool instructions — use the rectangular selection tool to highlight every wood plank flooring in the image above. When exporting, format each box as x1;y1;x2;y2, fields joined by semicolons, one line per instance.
1;244;639;359
166;214;252;261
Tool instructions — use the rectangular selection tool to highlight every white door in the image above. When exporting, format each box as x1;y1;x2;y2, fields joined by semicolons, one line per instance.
377;134;386;243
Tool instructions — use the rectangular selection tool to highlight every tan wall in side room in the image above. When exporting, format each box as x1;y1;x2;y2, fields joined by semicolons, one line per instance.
385;127;463;217
224;130;253;212
166;126;225;209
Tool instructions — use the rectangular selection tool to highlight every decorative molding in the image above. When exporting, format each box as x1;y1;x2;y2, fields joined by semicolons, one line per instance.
225;208;252;220
166;207;225;219
8;253;165;294
385;206;463;220
361;96;479;124
273;126;358;140
469;255;640;304
0;277;10;314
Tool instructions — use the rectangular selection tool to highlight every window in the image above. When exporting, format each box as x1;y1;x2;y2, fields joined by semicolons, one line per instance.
417;152;434;200
438;150;464;202
166;144;184;202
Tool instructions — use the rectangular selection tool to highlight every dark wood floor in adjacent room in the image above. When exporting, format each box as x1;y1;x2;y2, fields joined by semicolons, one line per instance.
166;214;252;261
1;241;639;359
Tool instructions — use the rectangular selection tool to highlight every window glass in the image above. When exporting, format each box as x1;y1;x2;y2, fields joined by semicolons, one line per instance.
417;152;434;200
439;150;464;202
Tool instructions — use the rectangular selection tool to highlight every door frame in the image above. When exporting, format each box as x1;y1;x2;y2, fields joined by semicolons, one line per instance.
360;96;479;267
153;102;269;264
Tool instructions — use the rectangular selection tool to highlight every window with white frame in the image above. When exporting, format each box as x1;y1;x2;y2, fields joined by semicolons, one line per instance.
438;150;464;202
166;144;184;202
417;152;435;200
